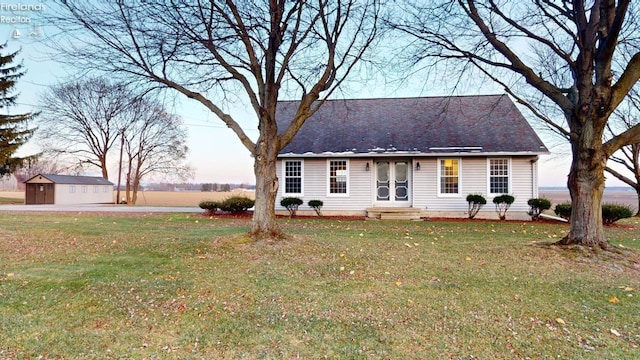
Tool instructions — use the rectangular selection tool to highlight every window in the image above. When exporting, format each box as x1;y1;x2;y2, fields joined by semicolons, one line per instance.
103;186;109;193
328;160;348;195
489;158;510;194
81;186;88;193
438;159;460;195
69;185;76;193
283;160;302;195
93;186;99;193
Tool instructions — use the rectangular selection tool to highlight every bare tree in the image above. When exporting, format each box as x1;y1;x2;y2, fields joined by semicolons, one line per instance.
391;0;640;248
605;89;640;215
46;0;380;240
122;99;192;205
38;78;136;179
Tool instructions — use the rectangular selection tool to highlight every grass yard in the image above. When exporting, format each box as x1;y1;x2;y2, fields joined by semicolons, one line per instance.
1;214;639;359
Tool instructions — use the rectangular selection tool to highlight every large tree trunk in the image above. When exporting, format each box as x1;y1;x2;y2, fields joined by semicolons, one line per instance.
250;124;285;241
557;119;608;249
635;188;640;217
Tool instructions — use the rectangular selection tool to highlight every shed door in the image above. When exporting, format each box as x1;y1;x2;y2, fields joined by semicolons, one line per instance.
25;183;37;204
45;184;54;204
26;183;55;204
375;160;411;206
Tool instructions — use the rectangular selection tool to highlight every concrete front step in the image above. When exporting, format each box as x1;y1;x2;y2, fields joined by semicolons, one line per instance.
366;207;423;220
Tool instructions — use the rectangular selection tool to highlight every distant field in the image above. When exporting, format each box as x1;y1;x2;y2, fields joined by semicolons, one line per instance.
540;189;638;213
128;189;255;206
0;190;255;207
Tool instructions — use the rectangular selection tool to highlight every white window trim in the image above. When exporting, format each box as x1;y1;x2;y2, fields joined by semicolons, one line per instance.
437;158;462;197
69;185;76;193
326;159;350;197
487;157;512;196
282;159;304;196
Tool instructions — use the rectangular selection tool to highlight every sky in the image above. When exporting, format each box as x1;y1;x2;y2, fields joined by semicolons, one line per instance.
0;2;630;188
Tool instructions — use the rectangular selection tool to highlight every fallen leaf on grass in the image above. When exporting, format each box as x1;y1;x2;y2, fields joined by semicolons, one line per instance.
555;318;566;325
611;329;622;337
465;256;471;261
609;296;620;304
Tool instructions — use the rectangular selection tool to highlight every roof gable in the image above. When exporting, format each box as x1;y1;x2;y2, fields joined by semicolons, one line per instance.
276;94;548;155
25;174;114;185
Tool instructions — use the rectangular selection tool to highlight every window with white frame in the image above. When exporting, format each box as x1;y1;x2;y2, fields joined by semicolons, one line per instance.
439;159;460;195
283;160;302;195
69;185;76;193
328;160;348;195
81;186;88;193
93;186;99;193
489;158;509;194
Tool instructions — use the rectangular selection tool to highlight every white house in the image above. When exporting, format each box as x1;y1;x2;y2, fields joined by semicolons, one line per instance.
274;95;549;220
24;174;114;205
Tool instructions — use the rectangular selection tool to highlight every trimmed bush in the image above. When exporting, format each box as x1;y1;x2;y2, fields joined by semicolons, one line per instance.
493;194;515;220
602;203;633;225
219;196;254;213
466;194;487;219
554;203;572;220
527;198;552;221
281;197;303;218
553;203;632;225
198;200;219;215
308;199;324;217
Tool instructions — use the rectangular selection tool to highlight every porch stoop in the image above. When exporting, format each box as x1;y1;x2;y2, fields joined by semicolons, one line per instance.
366;207;423;221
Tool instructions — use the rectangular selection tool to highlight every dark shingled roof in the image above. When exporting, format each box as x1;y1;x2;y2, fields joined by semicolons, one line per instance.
25;174;114;185
276;94;548;155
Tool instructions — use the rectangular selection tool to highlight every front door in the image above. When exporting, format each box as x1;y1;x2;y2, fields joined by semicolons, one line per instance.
375;160;410;205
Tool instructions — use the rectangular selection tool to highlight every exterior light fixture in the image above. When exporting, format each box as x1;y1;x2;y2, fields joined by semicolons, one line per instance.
416;162;421;171
365;162;370;171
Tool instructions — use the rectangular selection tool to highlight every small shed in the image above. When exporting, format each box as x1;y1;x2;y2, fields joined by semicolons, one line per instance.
24;174;114;205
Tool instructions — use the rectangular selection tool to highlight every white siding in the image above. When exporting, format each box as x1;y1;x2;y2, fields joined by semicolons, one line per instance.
54;184;114;205
276;158;372;214
277;156;540;218
414;156;539;218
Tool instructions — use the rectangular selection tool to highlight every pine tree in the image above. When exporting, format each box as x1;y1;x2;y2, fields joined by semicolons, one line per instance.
0;43;35;176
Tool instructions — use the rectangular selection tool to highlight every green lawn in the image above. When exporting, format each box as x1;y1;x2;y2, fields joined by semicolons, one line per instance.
1;214;639;359
0;197;23;205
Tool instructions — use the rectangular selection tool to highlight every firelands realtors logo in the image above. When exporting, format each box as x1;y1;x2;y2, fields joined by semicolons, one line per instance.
1;2;45;23
1;2;45;40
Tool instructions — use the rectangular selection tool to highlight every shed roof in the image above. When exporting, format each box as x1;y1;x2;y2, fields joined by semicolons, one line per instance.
25;174;114;185
276;94;548;156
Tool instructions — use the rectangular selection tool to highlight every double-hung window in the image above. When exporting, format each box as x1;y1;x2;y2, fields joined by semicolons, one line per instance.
489;158;510;195
328;160;348;195
283;160;303;195
438;158;460;196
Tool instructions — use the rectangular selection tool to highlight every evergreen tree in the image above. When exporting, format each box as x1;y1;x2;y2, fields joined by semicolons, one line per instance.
0;44;35;176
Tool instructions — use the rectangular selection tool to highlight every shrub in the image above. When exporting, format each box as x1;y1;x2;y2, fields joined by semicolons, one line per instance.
466;194;486;219
493;194;515;220
602;203;633;225
554;203;572;220
219;196;255;213
308;199;324;217
527;198;552;221
553;203;632;225
280;197;303;218
198;200;219;215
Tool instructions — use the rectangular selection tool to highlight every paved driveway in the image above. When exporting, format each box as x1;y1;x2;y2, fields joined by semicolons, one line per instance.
0;204;202;213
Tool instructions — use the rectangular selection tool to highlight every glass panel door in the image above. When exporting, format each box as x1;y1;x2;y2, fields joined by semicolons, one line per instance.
376;160;411;204
376;161;390;201
394;161;409;201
